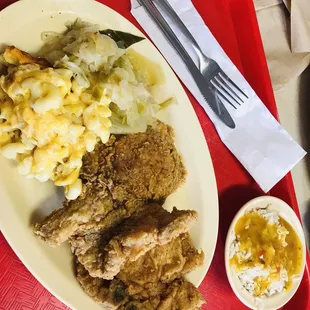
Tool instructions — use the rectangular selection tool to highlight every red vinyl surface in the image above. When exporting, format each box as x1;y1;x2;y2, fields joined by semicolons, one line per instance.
0;0;309;309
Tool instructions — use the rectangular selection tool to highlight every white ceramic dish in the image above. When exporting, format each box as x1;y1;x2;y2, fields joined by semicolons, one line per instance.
0;0;219;309
225;196;306;310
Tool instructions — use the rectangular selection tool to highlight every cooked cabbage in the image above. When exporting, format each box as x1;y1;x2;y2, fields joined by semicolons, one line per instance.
40;19;174;134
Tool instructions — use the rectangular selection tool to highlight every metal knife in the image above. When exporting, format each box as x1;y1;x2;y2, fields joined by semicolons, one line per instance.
137;0;236;129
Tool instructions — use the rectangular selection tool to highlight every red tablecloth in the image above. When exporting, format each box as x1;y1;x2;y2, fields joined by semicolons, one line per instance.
0;0;309;309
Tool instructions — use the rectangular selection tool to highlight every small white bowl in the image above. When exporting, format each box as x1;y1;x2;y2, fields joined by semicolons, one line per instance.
225;196;306;310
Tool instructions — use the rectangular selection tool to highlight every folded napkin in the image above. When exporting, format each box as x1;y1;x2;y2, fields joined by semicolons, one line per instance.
131;0;306;192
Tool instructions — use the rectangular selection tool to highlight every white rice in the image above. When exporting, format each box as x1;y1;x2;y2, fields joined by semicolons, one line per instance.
255;206;279;225
229;207;290;309
236;265;288;295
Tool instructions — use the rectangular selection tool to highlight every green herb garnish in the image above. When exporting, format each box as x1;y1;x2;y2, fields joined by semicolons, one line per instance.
99;29;145;49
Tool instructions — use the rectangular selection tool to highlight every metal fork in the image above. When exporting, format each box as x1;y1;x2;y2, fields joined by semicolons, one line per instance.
153;0;248;109
138;0;236;128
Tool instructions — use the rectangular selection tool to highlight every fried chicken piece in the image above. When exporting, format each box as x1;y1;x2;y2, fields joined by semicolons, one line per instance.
109;121;186;201
34;191;115;247
76;261;128;309
35;190;145;247
34;121;186;246
120;279;205;310
80;120;186;203
102;205;197;279
157;279;205;310
76;229;204;308
2;46;50;67
76;256;205;310
70;204;197;279
121;298;160;310
118;233;204;299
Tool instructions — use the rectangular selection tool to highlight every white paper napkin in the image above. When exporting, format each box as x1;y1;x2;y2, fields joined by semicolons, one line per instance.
131;0;306;192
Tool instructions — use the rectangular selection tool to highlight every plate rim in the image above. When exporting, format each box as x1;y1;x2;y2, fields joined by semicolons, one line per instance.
0;0;219;308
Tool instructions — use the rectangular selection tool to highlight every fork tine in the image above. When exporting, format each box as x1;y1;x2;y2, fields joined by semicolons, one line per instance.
209;83;237;109
216;75;243;104
219;72;248;98
211;79;240;107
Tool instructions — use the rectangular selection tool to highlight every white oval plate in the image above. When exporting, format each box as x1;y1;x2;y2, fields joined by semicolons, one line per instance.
0;0;218;309
225;196;306;310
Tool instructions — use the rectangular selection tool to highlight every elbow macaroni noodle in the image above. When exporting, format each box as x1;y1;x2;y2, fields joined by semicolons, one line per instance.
0;64;112;200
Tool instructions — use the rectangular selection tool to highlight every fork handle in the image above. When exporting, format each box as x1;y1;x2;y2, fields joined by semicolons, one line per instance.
153;0;207;60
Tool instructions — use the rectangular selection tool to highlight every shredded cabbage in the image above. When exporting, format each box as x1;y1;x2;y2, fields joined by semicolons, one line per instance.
40;19;173;134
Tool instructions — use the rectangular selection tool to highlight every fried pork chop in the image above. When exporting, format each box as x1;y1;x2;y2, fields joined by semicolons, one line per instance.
76;234;205;309
120;279;205;310
34;121;186;246
108;121;186;202
76;262;128;309
35;191;115;247
70;204;197;279
117;233;204;299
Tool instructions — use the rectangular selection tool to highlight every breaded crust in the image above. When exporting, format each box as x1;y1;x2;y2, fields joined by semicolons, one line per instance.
71;204;197;279
118;279;205;310
34;122;187;246
76;261;128;309
117;233;204;299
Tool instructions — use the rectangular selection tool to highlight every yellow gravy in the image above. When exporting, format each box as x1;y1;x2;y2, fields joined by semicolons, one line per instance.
230;210;303;296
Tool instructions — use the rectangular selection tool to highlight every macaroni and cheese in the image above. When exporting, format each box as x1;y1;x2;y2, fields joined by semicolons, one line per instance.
0;63;111;199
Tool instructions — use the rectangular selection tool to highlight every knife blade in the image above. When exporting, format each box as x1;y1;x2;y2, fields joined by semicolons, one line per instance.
137;0;236;129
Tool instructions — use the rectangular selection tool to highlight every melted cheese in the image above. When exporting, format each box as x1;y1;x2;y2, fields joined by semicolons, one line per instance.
0;64;112;199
